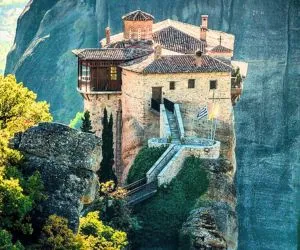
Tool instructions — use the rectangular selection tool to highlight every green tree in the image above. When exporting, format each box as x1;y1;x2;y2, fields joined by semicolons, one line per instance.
0;229;24;250
40;215;81;250
0;74;52;246
78;211;128;250
98;108;117;184
0;74;52;166
69;112;84;129
80;111;93;133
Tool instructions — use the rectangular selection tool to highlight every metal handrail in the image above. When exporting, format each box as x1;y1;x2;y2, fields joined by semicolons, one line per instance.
123;178;147;191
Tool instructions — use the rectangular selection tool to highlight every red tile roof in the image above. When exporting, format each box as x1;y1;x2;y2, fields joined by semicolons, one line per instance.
210;45;232;53
73;48;153;61
122;10;154;21
121;54;232;74
153;26;206;54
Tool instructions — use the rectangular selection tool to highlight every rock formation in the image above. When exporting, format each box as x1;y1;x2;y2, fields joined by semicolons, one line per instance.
181;209;227;250
5;0;300;249
10;123;102;231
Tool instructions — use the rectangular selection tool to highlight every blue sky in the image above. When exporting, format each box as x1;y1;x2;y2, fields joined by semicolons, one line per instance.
0;0;28;73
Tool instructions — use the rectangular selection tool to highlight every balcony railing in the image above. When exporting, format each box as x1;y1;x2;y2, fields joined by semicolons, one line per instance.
78;80;121;93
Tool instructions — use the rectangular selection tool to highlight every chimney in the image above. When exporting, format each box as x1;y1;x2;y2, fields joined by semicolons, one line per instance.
200;15;208;41
195;50;203;66
201;15;208;29
154;45;162;60
105;27;111;45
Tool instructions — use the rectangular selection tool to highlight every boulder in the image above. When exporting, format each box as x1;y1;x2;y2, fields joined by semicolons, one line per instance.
10;122;102;231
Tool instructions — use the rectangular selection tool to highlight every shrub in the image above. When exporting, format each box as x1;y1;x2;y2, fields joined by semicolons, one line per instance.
131;156;209;248
127;146;167;184
79;211;128;250
40;215;81;249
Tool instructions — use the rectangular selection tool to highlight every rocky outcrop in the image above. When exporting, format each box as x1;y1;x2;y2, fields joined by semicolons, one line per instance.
181;209;227;250
180;155;237;250
10;123;102;231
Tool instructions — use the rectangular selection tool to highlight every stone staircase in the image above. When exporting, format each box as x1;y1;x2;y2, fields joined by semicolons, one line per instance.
125;144;180;205
166;110;181;144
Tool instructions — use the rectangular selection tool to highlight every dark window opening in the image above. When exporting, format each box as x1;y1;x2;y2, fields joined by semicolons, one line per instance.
210;80;217;90
170;81;175;90
188;79;195;88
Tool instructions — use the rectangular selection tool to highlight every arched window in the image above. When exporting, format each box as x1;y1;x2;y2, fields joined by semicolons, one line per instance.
138;28;141;40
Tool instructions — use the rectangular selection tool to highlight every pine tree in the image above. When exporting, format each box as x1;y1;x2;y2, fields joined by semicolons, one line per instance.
80;111;93;133
98;108;117;184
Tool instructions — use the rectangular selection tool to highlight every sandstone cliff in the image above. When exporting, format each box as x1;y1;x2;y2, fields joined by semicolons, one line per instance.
10;123;102;231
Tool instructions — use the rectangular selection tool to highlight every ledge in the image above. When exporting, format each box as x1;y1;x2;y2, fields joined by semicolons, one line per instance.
77;88;122;95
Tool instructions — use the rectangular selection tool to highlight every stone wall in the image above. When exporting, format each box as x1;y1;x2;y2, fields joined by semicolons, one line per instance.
123;20;154;40
174;104;185;139
83;93;122;178
157;141;220;186
122;69;232;136
84;93;121;136
86;70;232;181
160;104;171;138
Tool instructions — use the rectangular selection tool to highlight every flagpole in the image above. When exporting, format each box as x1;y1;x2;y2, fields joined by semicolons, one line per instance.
210;90;215;142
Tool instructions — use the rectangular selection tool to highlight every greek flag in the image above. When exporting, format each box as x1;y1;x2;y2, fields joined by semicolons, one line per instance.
197;106;208;120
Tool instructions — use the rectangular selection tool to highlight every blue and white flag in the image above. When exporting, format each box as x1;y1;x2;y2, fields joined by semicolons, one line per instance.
197;106;208;120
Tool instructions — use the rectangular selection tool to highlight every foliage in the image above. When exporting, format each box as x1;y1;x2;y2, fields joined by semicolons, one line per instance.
40;215;81;250
69;112;84;129
79;211;128;250
98;108;117;184
127;146;167;184
0;172;33;235
232;67;242;87
80;111;93;133
0;229;24;250
40;212;128;250
0;74;52;166
0;74;51;247
131;156;209;248
98;181;139;233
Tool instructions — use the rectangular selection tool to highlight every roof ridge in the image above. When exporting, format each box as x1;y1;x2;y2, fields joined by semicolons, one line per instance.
206;54;232;69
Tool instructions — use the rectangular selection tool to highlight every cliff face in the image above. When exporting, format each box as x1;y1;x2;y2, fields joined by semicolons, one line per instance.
5;0;300;249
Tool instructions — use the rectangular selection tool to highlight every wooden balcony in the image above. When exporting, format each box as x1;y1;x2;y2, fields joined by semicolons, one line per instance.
78;79;122;95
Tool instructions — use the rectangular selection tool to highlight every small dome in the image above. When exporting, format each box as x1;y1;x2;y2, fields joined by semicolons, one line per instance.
122;10;155;21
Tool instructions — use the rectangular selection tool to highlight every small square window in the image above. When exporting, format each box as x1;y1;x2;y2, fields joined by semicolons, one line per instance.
188;79;195;88
210;80;217;90
170;81;175;90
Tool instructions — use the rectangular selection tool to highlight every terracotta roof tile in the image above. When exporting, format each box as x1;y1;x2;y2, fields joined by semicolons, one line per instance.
121;54;232;74
73;48;153;61
153;26;206;54
210;45;232;53
122;10;154;21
